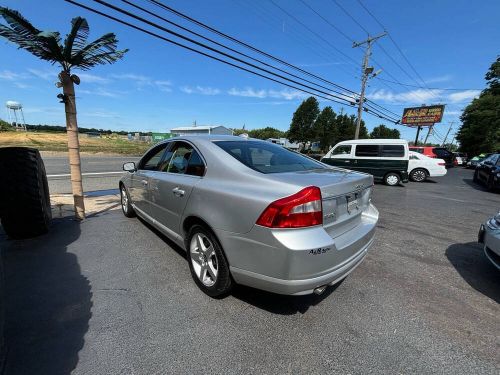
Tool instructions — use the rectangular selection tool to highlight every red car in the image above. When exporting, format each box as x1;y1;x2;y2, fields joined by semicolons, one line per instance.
409;146;454;167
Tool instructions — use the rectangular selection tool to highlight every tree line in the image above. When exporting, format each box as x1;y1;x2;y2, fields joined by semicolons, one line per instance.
456;56;500;156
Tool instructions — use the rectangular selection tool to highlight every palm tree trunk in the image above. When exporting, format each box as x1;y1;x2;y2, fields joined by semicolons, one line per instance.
60;71;85;220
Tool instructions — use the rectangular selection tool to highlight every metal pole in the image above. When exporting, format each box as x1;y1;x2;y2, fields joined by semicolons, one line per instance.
352;32;387;139
423;125;433;144
414;126;422;146
441;122;453;146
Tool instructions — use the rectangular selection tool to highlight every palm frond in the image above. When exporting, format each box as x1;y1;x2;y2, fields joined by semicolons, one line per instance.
0;7;40;45
0;7;127;72
69;33;127;70
63;17;89;61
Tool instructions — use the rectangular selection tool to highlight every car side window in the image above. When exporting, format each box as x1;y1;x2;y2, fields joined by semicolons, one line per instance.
186;150;206;177
331;145;351;156
355;145;379;157
140;143;169;171
380;145;404;157
158;141;205;176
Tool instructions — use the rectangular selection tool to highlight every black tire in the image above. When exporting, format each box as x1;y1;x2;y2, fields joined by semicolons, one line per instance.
410;168;428;182
384;172;401;186
120;184;136;218
0;147;51;239
186;224;232;297
473;170;479;182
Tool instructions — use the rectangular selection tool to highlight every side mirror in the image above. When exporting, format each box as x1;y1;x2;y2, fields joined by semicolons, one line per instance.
123;162;136;172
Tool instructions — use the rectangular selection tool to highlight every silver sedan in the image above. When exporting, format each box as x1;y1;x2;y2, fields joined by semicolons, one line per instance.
119;136;379;297
479;212;500;270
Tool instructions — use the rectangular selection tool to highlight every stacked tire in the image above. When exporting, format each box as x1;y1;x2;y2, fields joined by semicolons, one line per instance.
0;147;52;239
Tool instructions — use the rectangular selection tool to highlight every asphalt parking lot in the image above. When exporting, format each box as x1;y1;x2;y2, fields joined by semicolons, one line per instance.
1;167;499;374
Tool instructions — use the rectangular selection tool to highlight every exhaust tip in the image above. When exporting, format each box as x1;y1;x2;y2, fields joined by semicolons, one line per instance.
313;285;327;295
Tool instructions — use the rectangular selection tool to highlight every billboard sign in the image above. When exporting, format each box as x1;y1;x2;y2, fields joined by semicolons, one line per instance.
152;132;174;142
401;105;445;126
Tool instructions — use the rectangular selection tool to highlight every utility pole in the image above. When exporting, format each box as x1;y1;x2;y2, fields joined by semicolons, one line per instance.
352;32;387;139
423;125;433;144
441;122;453;146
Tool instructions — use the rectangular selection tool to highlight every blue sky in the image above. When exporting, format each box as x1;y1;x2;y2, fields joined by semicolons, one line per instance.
0;0;498;142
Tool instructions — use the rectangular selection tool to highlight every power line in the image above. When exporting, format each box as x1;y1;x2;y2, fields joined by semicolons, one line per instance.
330;0;370;35
120;0;354;99
90;0;357;104
66;0;398;122
356;0;431;89
298;0;354;43
268;0;359;66
375;77;481;91
147;0;359;94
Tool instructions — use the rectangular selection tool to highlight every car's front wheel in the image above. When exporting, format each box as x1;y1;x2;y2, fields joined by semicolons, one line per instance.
120;185;136;218
410;168;427;182
186;225;232;297
384;172;401;186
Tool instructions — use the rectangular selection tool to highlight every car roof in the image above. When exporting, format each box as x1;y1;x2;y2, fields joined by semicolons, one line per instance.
337;139;408;145
158;134;264;146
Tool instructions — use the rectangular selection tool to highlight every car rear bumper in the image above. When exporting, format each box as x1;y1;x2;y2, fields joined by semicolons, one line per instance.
230;236;373;295
478;222;500;269
220;203;378;295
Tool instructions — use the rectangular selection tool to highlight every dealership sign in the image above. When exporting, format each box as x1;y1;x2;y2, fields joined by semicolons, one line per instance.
401;105;445;126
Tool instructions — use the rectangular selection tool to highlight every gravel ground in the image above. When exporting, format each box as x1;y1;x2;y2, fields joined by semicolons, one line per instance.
1;167;499;374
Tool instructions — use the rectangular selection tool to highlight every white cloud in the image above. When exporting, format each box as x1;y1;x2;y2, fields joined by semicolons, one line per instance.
368;88;443;104
228;87;267;98
77;72;110;84
448;90;480;103
110;73;152;84
0;70;29;80
154;80;172;92
424;75;452;84
181;85;220;95
27;68;58;81
78;87;125;98
228;87;307;100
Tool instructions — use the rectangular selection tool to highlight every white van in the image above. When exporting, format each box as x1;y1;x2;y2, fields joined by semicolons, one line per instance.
321;139;410;186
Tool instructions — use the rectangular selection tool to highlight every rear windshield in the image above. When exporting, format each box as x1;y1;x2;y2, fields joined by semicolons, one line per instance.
214;140;326;174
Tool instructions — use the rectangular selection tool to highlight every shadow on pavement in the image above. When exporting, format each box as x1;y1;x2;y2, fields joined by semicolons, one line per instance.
462;178;490;192
232;279;344;315
136;217;341;314
445;242;500;304
1;217;91;375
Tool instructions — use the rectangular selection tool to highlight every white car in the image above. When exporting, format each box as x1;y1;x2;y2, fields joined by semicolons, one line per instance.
408;151;447;182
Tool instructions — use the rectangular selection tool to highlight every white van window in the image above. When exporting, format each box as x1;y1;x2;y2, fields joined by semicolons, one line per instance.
381;145;405;157
331;145;352;156
355;145;379;157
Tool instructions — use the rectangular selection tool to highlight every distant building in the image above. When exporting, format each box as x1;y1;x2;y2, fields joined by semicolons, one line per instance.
267;137;301;150
170;125;233;136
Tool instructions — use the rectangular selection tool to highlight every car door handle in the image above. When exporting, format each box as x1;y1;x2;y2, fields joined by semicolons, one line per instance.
172;187;185;197
141;179;148;186
344;160;350;163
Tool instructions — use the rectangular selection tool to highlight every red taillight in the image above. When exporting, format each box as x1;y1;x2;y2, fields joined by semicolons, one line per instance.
438;162;445;166
256;186;323;228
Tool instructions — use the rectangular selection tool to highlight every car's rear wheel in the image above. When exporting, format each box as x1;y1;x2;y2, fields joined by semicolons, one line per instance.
120;185;135;218
186;225;232;297
410;168;427;182
384;172;401;186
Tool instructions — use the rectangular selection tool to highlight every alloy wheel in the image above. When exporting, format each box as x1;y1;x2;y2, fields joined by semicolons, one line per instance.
190;233;218;287
412;170;426;182
121;187;128;213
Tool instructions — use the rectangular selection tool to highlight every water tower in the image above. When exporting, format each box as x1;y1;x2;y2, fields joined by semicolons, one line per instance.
6;100;27;131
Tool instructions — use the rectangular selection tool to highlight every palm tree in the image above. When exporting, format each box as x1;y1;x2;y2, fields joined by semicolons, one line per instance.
0;7;128;220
